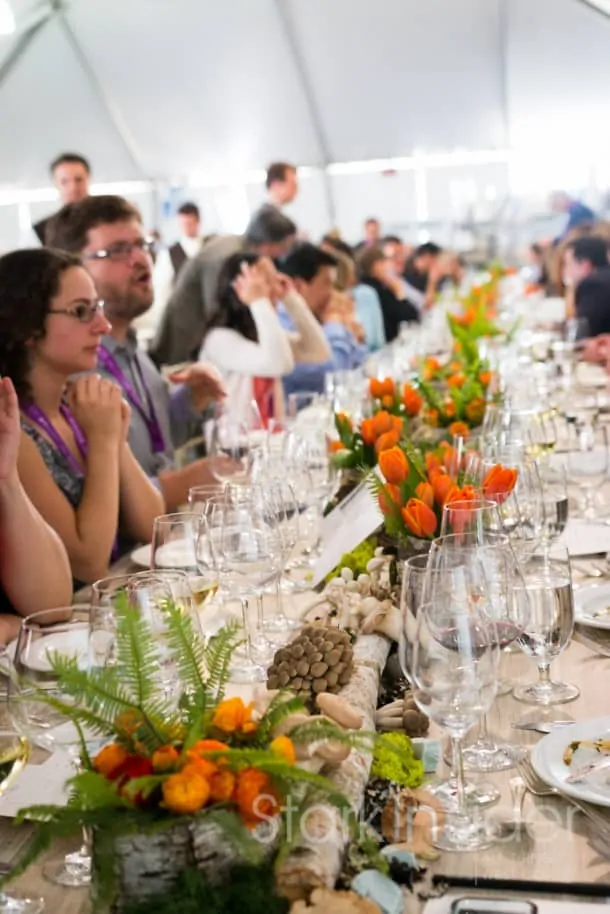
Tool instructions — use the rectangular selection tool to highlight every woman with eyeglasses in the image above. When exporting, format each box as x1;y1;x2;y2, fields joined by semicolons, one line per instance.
0;248;164;586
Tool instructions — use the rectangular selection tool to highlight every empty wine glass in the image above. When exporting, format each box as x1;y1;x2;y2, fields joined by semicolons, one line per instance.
0;648;43;914
402;597;499;851
187;483;226;513
204;417;252;484
566;422;609;518
538;463;569;555
514;546;579;705
439;497;504;541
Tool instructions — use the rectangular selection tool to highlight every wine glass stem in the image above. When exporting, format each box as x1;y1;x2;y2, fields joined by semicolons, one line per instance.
537;661;551;686
256;593;265;635
450;736;467;817
240;599;255;664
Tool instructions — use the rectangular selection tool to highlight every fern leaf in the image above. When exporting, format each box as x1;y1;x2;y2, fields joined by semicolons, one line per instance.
256;694;307;744
204;623;242;705
115;599;162;706
162;604;209;698
402;439;427;481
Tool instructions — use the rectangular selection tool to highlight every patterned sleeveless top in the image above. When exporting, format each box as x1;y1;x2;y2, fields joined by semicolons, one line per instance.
20;418;84;509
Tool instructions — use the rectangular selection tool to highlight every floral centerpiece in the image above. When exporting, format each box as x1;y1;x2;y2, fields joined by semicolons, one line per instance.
4;602;368;911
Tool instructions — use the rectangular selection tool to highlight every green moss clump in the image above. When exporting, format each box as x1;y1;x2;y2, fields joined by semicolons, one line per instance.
370;732;424;788
324;537;377;585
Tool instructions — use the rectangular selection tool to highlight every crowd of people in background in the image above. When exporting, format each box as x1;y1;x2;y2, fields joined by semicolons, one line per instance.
1;150;610;638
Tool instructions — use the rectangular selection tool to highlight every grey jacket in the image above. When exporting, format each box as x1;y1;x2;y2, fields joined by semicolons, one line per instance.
150;233;244;366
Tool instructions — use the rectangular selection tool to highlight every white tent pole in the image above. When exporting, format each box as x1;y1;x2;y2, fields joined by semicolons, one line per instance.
272;0;337;225
53;2;148;178
0;9;52;91
498;0;511;151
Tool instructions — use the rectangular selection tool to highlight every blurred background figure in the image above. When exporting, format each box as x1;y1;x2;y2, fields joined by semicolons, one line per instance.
355;217;382;252
550;190;596;242
33;152;91;244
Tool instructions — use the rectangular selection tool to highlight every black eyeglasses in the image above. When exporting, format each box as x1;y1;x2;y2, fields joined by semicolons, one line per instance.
49;300;106;324
83;238;155;262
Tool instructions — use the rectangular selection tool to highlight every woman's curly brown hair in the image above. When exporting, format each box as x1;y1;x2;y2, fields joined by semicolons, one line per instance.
0;248;82;401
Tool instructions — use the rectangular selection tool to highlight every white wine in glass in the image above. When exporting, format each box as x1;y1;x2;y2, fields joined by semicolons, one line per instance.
0;734;29;792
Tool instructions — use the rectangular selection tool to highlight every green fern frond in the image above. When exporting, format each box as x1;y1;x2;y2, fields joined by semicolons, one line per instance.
256;694;307;744
204;622;242;704
162;604;210;699
402;439;427;480
115;601;161;707
288;719;376;754
67;771;127;810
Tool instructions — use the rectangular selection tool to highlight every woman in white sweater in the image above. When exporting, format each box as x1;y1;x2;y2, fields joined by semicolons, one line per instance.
199;252;330;424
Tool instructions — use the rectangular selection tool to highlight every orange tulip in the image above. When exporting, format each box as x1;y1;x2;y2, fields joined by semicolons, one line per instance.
465;397;486;425
360;417;376;445
370;377;395;399
378;483;402;514
381;394;394;409
374;429;400;453
371;410;394;437
336;412;352;430
424;409;439;427
431;471;454;507
402;384;423;417
448;421;470;439
483;464;518;504
442;445;456;472
443;400;456;418
425;452;442;473
401;498;437;538
478;370;492;387
447;373;466;389
378;446;409;485
392;415;404;435
415;481;434;509
330;440;346;453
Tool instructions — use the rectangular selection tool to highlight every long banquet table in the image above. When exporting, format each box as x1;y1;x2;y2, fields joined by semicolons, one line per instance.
4;548;610;911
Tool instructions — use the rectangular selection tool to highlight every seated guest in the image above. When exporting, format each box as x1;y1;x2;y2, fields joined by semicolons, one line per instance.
403;242;443;308
199;252;329;424
0;249;164;585
321;243;384;352
151;208;297;366
0;376;73;643
46;196;227;511
551;191;596;242
33;152;91;245
279;244;367;396
357;247;419;342
563;236;610;337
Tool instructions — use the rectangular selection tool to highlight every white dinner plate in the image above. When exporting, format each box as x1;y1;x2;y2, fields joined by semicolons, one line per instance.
130;544;152;567
531;715;610;807
552;519;610;558
8;627;90;673
575;363;608;389
574;582;610;630
130;539;196;569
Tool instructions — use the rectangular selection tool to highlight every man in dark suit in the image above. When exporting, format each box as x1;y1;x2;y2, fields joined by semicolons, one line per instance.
32;152;91;244
564;236;610;338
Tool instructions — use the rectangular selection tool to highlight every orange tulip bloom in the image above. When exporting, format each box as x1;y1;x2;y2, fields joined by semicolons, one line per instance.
371;410;394;437
330;440;346;453
381;394;394;409
424;356;441;372
442;445;456;472
443;401;456;419
448;421;469;439
370;377;395;399
401;498;437;538
378;446;409;485
465;397;486;425
378;483;402;514
431;472;454;506
483;464;518;504
336;412;352;430
425;451;442;473
360;417;376;445
375;429;400;453
447;373;466;389
392;415;403;435
478;370;492;387
402;383;423;417
424;409;439;427
415;481;434;509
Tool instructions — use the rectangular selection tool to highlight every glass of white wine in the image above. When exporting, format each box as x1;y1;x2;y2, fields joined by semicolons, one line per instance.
151;513;220;614
0;647;42;914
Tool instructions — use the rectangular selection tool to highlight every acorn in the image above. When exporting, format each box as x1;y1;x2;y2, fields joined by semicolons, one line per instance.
267;625;353;709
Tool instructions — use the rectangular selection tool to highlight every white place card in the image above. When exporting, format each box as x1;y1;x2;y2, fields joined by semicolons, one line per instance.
312;473;383;587
0;749;72;819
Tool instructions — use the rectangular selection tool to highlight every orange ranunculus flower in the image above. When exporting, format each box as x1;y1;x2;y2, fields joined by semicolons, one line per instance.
374;429;400;453
381;394;394;409
270;735;296;765
478;370;492;387
162;769;210;816
184;756;218;780
235;768;282;827
330;439;346;453
360;417;376;445
336;412;352;430
212;698;257;735
424;408;439;427
371;410;394;437
94;743;128;779
465;397;486;425
378;483;402;514
152;745;180;773
378;446;409;485
402;384;423;417
208;768;236;803
447;373;466;389
483;464;518;504
415;481;434;509
370;377;395;399
186;739;230;776
443;400;456;418
401;498;437;538
448;421;470;439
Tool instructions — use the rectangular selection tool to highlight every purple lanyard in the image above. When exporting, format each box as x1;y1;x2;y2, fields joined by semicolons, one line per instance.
21;400;119;561
97;346;165;454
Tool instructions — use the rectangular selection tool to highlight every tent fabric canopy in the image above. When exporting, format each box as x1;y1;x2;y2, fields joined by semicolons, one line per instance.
0;0;609;187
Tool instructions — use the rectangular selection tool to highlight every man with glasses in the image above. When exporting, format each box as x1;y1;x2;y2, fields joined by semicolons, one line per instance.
46;196;227;510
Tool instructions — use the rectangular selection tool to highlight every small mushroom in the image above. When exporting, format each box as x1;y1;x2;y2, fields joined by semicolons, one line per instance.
361;603;401;642
312;739;351;764
316;692;364;729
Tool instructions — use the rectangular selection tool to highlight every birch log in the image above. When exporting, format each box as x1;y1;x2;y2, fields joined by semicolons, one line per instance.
275;633;390;902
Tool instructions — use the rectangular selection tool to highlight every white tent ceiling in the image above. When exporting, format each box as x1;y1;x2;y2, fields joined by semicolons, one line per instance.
0;0;609;187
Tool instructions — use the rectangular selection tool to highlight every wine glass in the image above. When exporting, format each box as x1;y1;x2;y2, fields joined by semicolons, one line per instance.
565;422;609;518
538;463;569;556
0;648;44;914
204;416;252;485
514;546;579;705
402;598;499;851
187;483;226;512
151;513;219;614
439;497;504;541
14;607;96;889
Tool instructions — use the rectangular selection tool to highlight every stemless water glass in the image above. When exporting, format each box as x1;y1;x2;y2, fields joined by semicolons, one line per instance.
403;598;499;851
566;422;609;519
0;648;43;914
514;546;579;705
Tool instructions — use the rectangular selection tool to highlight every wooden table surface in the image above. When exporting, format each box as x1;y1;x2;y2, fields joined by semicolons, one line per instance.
4;556;610;911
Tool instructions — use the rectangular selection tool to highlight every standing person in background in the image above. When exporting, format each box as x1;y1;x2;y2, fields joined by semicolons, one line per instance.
355;218;381;252
142;203;208;339
150;208;297;366
47;196;229;511
265;162;299;211
33;153;91;244
357;246;419;342
550;191;596;242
